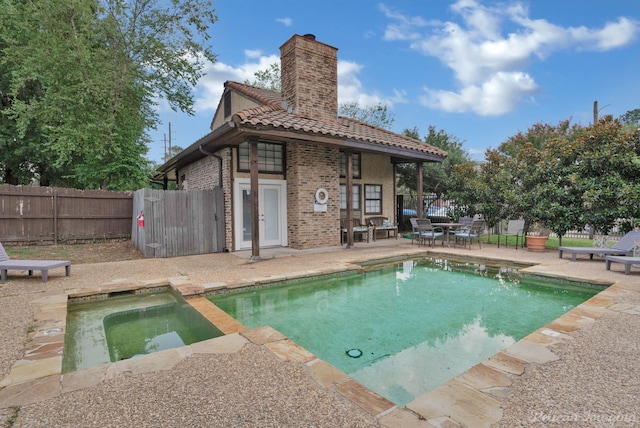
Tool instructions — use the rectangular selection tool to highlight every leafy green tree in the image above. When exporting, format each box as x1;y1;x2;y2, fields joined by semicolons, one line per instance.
0;0;217;190
449;116;639;244
575;116;640;233
245;63;281;91
397;126;472;214
497;119;584;158
164;145;185;162
619;108;640;125
339;102;395;130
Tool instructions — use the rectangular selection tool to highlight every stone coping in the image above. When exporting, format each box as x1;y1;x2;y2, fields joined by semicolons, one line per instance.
1;257;638;427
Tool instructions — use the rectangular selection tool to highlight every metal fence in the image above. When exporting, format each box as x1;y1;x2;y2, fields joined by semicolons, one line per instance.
132;188;225;258
397;193;617;239
0;184;132;244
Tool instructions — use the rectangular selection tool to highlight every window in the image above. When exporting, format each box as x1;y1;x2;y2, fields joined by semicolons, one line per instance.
340;184;361;210
364;184;382;214
339;152;361;178
238;141;284;173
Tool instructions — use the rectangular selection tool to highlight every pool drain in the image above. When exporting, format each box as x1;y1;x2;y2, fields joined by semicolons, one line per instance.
346;349;363;358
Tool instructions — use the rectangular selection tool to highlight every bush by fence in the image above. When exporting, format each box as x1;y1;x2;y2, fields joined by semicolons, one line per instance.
0;184;132;245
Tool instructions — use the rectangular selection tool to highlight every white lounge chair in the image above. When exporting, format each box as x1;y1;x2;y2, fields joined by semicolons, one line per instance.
0;242;71;282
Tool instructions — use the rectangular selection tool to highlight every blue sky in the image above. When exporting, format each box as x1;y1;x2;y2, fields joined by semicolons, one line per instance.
149;0;640;163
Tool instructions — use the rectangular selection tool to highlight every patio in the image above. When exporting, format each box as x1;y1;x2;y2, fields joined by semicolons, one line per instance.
0;238;638;427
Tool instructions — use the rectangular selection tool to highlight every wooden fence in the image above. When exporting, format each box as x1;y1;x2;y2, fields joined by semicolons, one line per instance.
0;184;132;244
132;188;225;258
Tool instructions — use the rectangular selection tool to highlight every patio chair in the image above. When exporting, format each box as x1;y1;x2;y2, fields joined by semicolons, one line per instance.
415;219;444;247
0;242;71;282
558;230;640;261
454;219;486;249
409;217;420;244
498;219;525;249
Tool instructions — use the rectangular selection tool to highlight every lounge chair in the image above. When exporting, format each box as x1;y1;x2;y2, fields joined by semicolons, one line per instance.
498;219;525;249
0;242;71;282
415;219;444;247
454;219;486;249
558;230;640;261
605;255;640;275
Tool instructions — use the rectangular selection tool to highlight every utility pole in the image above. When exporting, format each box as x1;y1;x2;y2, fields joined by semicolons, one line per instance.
593;100;610;124
168;122;172;155
164;133;167;162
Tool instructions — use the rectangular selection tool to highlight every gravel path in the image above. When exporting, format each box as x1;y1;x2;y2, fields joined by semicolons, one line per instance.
13;345;377;428
1;241;639;427
496;293;640;428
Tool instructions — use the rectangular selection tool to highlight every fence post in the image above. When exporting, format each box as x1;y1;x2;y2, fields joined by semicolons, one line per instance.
53;191;58;244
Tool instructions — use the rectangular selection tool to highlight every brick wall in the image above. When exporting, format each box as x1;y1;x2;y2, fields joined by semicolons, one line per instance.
286;143;340;249
181;148;233;252
181;156;220;189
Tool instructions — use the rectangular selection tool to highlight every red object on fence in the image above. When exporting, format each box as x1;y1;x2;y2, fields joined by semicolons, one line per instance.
137;212;144;227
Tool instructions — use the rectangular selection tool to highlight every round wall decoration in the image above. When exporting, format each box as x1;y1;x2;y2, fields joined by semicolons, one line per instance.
315;188;329;204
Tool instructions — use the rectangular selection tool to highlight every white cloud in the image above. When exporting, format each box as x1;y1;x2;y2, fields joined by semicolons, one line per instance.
191;55;401;114
193;54;280;112
244;49;263;59
381;0;640;115
420;71;538;116
276;17;293;27
338;60;400;107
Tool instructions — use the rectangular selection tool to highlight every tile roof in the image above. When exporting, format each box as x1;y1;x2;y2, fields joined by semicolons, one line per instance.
226;81;447;160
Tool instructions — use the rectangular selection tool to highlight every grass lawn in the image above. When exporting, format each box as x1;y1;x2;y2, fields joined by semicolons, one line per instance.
483;234;593;250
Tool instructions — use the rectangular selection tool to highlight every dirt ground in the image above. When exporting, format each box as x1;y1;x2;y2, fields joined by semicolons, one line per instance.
3;239;144;264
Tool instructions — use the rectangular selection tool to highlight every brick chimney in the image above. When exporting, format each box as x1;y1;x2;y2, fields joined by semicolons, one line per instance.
280;34;338;123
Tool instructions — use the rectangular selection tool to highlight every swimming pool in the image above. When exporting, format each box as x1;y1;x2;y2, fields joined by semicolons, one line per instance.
209;257;600;406
63;289;223;373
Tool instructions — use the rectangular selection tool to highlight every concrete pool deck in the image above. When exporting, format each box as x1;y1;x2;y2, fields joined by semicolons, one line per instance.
0;239;639;427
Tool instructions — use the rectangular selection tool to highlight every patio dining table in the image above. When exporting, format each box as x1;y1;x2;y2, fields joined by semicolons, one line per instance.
432;222;463;247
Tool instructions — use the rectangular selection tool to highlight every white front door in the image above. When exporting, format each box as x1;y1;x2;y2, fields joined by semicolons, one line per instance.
234;179;287;250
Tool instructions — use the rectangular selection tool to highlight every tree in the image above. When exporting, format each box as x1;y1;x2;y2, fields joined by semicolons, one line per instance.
164;145;184;163
620;108;640;132
339;102;395;130
575;116;640;233
397;126;472;212
245;63;281;91
497;118;584;158
0;0;217;190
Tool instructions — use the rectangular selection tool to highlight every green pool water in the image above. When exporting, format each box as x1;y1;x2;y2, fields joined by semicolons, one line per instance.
63;290;223;373
209;258;600;406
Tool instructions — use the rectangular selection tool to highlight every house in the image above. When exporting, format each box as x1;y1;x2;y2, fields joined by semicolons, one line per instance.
155;34;446;258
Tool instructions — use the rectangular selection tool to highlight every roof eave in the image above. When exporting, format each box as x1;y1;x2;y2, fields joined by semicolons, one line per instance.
155;121;236;177
344;139;446;163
